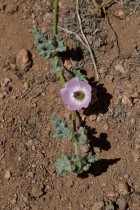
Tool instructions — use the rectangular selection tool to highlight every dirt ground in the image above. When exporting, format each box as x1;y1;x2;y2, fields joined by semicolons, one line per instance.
0;0;140;210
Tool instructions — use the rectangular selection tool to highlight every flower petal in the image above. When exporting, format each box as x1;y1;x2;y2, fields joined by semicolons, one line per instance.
80;81;92;94
67;102;83;110
65;77;80;90
60;88;71;104
81;94;91;108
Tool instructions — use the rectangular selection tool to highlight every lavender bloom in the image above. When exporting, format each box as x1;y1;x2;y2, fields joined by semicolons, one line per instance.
60;77;92;110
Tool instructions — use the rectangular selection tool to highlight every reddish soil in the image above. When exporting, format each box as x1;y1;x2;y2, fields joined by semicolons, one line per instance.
0;1;140;210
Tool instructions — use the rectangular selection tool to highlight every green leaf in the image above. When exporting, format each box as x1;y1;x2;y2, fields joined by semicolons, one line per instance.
51;112;72;140
74;127;88;145
55;153;75;176
52;35;66;52
33;27;66;59
55;153;99;176
50;56;63;75
73;154;99;174
73;70;88;83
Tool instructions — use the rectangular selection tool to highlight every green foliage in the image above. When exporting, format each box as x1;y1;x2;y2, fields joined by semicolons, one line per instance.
55;153;75;176
56;153;99;176
33;27;66;59
51;112;72;140
73;70;88;83
74;127;88;145
50;56;63;75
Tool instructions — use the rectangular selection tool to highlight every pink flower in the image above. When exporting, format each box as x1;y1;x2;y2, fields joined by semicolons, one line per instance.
60;77;92;110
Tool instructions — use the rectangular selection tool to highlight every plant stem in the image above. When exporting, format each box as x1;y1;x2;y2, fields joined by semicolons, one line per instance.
59;73;65;85
72;111;79;156
53;0;58;35
72;111;76;132
53;0;65;84
74;141;79;156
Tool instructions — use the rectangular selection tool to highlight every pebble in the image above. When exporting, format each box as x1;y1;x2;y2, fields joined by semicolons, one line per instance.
131;91;139;98
4;77;12;85
41;26;47;34
31;185;43;197
103;123;109;131
132;150;140;162
123;174;130;180
0;92;5;99
130;118;136;125
114;10;125;19
115;63;128;74
65;180;74;188
129;193;140;208
118;182;130;195
122;95;133;106
94;147;101;154
135;142;140;150
107;191;116;197
92;201;104;210
80;145;89;153
16;49;32;71
4;170;11;179
116;197;127;210
90;115;97;121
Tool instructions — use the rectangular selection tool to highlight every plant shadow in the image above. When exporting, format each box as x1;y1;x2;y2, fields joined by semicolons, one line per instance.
60;46;84;62
78;158;120;178
78;125;120;178
84;78;113;116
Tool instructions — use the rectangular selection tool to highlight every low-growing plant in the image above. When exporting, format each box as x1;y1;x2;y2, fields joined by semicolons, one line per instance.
33;0;99;176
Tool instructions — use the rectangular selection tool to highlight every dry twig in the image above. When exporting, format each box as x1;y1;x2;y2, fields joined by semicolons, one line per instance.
76;0;99;81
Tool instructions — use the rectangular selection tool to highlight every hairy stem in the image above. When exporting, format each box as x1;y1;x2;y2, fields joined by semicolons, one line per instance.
53;0;65;84
72;111;76;132
72;111;79;156
59;73;65;85
53;0;58;35
74;141;79;156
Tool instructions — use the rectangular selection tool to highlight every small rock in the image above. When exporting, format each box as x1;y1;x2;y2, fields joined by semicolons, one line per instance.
103;123;109;131
41;26;47;34
65;180;74;188
16;49;32;71
4;77;12;85
129;193;140;208
45;185;51;190
80;145;89;153
90;115;97;121
123;174;130;180
4;170;11;179
132;150;140;162
114;10;125;19
122;95;133;106
118;182;130;195
107;191;116;197
94;147;101;154
92;201;104;210
31;185;43;197
116;197;127;210
135;142;140;150
131;92;139;98
115;64;128;74
130;118;136;125
0;92;5;99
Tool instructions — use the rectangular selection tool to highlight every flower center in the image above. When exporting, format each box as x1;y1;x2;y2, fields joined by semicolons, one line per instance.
73;90;85;101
